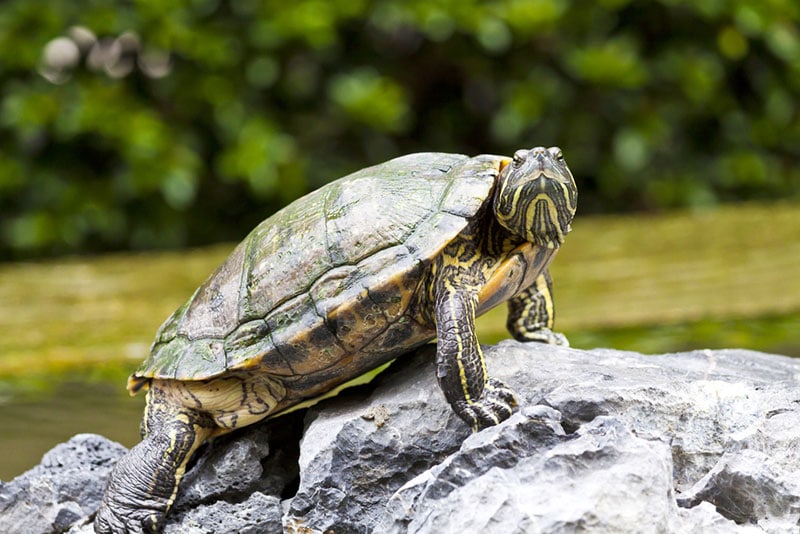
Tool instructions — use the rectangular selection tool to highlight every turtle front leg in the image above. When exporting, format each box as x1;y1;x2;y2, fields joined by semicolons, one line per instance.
507;270;569;346
95;383;215;534
434;288;518;431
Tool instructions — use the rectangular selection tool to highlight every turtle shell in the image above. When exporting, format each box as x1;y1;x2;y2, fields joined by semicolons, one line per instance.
133;153;502;389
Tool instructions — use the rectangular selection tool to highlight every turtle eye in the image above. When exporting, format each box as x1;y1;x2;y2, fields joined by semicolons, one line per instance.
550;147;564;161
512;150;527;167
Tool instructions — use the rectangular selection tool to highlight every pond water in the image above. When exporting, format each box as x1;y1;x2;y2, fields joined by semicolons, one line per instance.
0;381;144;481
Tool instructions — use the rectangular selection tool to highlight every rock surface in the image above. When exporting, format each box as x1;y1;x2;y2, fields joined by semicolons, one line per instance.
2;341;799;533
0;434;126;534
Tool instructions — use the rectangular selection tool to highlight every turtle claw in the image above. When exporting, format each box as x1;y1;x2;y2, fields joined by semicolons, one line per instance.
94;502;164;534
456;378;518;432
514;327;569;347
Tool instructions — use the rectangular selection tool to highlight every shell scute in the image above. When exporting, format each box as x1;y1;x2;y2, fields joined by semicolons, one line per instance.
148;337;226;380
439;156;501;213
240;195;334;323
223;321;295;376
179;238;246;341
265;293;346;375
404;211;467;258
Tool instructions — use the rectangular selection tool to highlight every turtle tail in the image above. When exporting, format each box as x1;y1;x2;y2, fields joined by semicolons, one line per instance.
127;375;150;395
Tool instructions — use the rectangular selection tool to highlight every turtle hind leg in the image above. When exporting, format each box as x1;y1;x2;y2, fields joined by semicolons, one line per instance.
96;374;286;533
95;382;216;534
507;270;569;346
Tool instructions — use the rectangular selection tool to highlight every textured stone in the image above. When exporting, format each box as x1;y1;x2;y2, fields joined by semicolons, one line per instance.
4;342;800;533
172;415;300;511
380;411;758;533
166;491;282;534
0;434;126;534
679;448;800;531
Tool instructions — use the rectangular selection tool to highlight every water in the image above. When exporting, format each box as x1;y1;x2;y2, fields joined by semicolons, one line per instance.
0;381;144;480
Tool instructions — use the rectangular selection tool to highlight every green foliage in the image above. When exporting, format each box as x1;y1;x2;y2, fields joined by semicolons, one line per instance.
1;0;798;258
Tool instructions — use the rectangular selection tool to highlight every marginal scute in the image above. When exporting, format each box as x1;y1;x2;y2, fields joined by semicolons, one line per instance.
356;246;421;321
223;319;292;374
145;336;189;379
326;288;387;353
309;265;361;319
224;319;269;354
364;267;421;325
366;315;424;356
175;340;227;380
404;212;468;259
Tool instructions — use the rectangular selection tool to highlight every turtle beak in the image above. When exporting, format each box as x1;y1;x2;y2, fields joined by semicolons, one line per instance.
527;147;571;184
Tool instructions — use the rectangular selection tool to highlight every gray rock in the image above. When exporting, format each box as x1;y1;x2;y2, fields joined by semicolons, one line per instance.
166;491;283;534
679;448;800;532
3;342;800;533
380;411;757;533
67;492;284;534
172;417;299;511
284;347;471;533
500;343;800;529
0;433;126;534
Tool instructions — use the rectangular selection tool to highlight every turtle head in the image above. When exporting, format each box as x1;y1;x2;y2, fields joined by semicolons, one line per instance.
493;146;577;248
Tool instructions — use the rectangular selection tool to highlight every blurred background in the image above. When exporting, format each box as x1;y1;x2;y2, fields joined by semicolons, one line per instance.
1;0;798;478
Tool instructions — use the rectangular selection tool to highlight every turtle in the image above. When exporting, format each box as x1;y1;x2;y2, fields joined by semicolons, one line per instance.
95;146;577;533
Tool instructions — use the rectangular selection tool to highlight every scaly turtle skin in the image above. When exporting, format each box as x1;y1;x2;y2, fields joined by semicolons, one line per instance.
95;147;577;533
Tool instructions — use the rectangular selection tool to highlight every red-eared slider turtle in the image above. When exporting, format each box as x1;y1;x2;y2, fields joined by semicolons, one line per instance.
96;147;577;533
